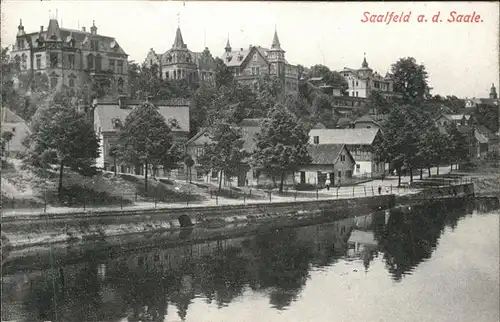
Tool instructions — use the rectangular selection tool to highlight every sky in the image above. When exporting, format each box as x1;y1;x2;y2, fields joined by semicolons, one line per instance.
2;1;499;98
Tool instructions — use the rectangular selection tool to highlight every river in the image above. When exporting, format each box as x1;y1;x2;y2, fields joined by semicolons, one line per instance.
2;198;499;322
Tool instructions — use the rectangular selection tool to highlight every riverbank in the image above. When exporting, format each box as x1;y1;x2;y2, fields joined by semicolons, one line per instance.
0;182;475;254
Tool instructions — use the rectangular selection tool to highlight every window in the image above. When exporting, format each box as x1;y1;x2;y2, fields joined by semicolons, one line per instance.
117;78;124;94
14;55;21;70
340;154;346;162
211;170;218;179
117;61;123;73
313;136;319;144
69;78;75;88
165;71;169;79
50;77;58;89
95;54;102;71
355;91;358;97
356;164;360;172
109;59;115;72
21;54;27;70
253;54;257;61
33;55;40;70
87;54;94;69
68;54;75;68
50;53;58;67
356;81;358;86
17;39;24;50
90;39;99;51
11;127;16;133
196;147;204;156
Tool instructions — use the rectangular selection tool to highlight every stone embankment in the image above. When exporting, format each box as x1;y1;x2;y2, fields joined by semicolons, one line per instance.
1;183;475;252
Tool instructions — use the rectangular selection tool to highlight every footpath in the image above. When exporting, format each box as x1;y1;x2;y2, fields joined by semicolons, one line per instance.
1;165;467;218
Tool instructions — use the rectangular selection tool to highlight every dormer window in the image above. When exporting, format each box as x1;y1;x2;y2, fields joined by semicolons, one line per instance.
313;136;319;144
226;55;232;62
112;118;122;129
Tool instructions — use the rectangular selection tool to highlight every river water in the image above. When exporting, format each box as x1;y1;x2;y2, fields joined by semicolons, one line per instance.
2;198;499;322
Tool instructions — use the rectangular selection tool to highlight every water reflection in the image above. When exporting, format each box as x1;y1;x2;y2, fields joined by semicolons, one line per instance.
2;198;499;322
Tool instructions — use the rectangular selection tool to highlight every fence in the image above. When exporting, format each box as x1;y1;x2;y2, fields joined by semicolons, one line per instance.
1;176;474;214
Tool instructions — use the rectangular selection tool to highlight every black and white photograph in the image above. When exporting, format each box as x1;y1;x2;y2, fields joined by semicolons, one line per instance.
1;1;499;321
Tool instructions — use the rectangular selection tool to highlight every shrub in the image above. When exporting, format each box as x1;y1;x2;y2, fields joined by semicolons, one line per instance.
295;183;316;191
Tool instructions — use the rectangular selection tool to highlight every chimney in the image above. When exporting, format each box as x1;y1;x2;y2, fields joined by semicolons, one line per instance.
240;48;243;51
40;26;44;32
82;26;86;32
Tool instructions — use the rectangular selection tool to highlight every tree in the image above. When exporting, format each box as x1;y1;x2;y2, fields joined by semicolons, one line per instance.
117;102;177;193
184;154;194;183
311;93;337;128
306;64;349;95
391;57;431;103
214;57;234;89
366;90;391;115
197;119;248;192
447;124;470;170
1;131;13;158
373;104;422;185
25;102;100;195
417;126;450;178
252;104;311;192
109;146;119;176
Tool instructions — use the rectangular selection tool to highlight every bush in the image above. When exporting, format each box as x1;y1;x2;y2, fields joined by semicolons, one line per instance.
295;183;316;191
54;185;132;207
159;178;175;185
120;173;140;183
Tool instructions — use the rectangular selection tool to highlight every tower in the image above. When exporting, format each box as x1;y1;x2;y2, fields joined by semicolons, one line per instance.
266;27;286;78
17;19;25;37
489;83;497;99
90;20;97;35
358;53;373;78
225;37;231;53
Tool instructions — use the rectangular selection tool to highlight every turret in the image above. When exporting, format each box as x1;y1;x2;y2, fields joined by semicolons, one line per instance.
90;20;97;35
490;83;497;99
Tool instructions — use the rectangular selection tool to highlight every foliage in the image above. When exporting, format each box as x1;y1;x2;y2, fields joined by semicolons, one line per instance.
252;104;311;192
366;90;391;115
306;64;349;95
472;104;499;133
24;101;100;194
447;124;470;164
116;102;178;192
214;57;234;89
374;104;426;184
197;119;248;191
310;93;338;128
391;57;431;103
417;125;451;172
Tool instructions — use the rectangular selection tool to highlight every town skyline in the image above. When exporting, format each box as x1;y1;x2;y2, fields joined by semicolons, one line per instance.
2;1;499;99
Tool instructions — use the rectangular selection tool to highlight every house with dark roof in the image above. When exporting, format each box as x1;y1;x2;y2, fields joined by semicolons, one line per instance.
11;18;129;96
93;98;190;176
353;114;388;129
221;28;299;94
144;26;216;86
309;128;386;178
296;144;355;186
435;113;473;131
1;108;31;157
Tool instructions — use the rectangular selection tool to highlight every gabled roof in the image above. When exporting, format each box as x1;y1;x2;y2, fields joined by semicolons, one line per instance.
221;46;270;67
476;125;494;135
307;144;352;165
309;128;380;145
442;114;471;121
474;130;489;144
95;103;190;133
1;108;26;124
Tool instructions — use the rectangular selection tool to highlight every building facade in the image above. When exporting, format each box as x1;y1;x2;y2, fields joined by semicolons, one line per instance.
144;27;216;85
309;128;387;178
221;29;299;93
11;19;129;96
94;98;190;177
340;55;401;100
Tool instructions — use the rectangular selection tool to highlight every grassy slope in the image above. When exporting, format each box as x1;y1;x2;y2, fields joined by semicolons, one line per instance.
1;158;268;209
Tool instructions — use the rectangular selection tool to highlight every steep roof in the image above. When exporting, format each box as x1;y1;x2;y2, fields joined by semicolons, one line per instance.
307;144;351;165
476;125;494;135
443;114;471;121
95;103;190;133
270;29;283;51
172;27;185;49
221;46;270;67
1;108;26;124
309;128;380;145
474;130;489;144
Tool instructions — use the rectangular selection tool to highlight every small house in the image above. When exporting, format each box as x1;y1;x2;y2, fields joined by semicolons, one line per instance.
296;144;355;186
1;108;31;157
